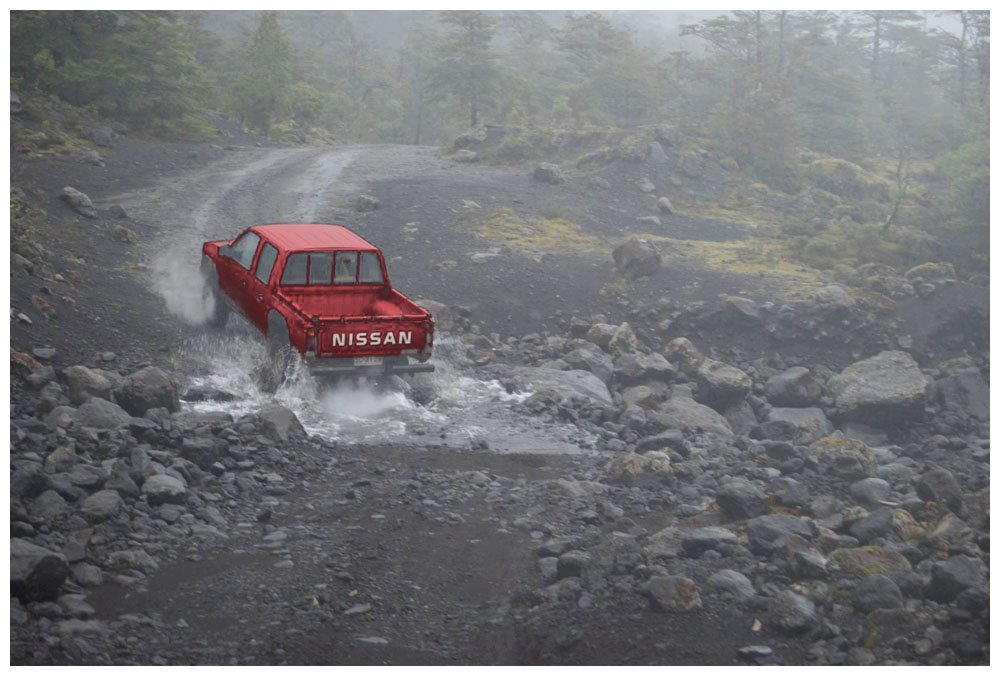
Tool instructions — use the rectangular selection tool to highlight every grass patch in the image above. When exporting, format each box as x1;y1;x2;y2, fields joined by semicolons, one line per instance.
472;207;605;258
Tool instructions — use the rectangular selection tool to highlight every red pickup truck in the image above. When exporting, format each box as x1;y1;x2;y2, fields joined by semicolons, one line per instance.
201;223;434;379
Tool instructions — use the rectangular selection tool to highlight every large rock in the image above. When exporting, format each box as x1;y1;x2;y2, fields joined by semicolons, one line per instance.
62;365;117;405
605;451;673;484
747;514;817;555
716;480;770;520
60;187;98;218
935;368;989;420
915;467;964;515
72;398;132;429
827;351;932;426
11;539;70;602
612;238;661;280
613;352;676;385
806;436;877;480
650;393;733;437
115;366;180;416
532;163;565;185
257;404;307;443
663;338;704;374
707;570;755;602
760;407;834;444
693;358;751;411
648;576;702;612
607;322;640;357
768;591;819;636
925;555;986;602
765;367;822;407
509;367;613;408
562;345;613;384
415;299;453;331
80;489;123;524
142;473;187;506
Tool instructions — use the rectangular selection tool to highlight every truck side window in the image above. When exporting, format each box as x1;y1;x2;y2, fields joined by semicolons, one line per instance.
255;243;278;284
358;251;384;284
309;252;333;285
334;251;358;284
281;253;308;285
230;231;261;270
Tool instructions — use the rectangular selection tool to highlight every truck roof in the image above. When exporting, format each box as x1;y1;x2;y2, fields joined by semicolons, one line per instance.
250;223;379;253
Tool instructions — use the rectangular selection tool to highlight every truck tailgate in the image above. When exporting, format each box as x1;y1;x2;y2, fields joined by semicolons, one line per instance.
316;317;431;358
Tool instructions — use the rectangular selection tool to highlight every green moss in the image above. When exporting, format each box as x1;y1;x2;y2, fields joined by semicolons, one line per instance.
803;157;893;202
474;207;605;257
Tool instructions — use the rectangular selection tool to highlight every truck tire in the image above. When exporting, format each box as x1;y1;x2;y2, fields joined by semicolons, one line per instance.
200;256;230;329
256;312;295;392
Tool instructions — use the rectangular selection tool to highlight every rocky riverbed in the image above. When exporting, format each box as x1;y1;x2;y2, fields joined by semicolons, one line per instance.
9;120;989;665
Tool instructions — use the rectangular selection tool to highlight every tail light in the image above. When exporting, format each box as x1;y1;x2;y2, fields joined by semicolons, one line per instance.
305;328;318;357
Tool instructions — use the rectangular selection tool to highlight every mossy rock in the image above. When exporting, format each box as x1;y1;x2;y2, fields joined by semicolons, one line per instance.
827;546;912;576
804;158;892;202
904;261;956;282
806;436;877;479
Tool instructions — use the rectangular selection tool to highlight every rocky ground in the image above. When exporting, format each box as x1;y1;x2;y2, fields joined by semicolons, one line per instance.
9;113;990;665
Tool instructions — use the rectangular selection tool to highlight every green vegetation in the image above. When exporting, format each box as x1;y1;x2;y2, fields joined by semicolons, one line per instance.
9;10;989;273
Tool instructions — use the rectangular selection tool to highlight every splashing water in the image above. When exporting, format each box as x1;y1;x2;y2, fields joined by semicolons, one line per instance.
178;331;593;453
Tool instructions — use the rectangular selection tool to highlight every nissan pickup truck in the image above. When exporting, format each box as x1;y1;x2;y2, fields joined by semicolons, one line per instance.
201;223;434;379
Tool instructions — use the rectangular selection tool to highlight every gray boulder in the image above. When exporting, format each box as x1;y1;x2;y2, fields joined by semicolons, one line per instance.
562;345;613;384
63;365;117;405
532;163;566;185
257;404;307;443
693;358;751;411
925;555;986;602
60;187;98;219
805;436;877;480
681;526;737;556
142;473;187;506
827;351;932;426
509;367;613;408
716;480;770;520
765;367;822;407
915;467;964;514
761;407;833;444
768;591;819;635
356;194;380;211
11;539;70;602
72;398;132;429
651;393;733;437
648;575;702;612
657;196;675;214
747;514;817;555
706;569;755;601
853;574;904;612
115;366;180;416
612;238;661;280
936;368;989;420
613;352;676;385
80;489;123;524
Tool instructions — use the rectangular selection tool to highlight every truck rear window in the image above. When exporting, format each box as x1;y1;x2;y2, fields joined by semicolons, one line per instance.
281;252;333;286
280;251;382;285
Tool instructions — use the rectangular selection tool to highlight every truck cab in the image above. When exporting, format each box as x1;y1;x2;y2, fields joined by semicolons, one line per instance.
202;223;434;378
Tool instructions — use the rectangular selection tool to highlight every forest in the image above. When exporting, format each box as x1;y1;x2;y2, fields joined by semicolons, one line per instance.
9;9;990;271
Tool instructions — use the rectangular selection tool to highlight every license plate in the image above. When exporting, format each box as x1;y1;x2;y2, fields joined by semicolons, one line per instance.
354;356;383;367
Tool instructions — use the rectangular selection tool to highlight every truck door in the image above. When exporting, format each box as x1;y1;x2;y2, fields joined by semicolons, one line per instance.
217;230;261;306
240;241;279;332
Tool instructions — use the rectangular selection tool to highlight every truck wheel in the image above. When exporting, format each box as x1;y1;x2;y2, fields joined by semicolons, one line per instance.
257;313;295;392
201;256;230;329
